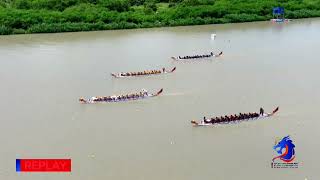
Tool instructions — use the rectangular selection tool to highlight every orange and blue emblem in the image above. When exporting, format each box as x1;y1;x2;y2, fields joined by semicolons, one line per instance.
272;136;295;162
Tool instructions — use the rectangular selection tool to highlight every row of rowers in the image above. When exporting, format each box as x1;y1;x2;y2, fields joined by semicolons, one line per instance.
179;52;214;59
120;68;166;76
79;90;148;102
195;109;264;124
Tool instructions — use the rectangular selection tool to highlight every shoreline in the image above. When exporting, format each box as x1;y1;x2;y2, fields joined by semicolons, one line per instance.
2;0;320;36
0;17;315;36
2;17;320;37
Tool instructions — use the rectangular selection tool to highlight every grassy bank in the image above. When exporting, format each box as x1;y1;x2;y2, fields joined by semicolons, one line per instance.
1;0;320;35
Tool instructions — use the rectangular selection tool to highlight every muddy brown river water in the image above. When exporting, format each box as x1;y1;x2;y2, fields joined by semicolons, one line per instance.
0;18;319;180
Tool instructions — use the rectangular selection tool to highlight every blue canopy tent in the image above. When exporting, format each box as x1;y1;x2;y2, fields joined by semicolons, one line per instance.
273;7;285;19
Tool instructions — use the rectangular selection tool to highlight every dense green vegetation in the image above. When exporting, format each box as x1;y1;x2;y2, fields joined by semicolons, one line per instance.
1;0;320;35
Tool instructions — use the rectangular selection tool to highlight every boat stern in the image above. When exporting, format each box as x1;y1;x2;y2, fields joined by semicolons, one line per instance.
191;120;199;126
79;98;87;103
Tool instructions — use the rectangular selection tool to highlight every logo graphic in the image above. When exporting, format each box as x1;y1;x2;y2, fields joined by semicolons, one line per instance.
271;135;299;168
272;135;295;162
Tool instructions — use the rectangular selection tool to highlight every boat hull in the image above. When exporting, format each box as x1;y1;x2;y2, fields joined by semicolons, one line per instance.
194;114;269;126
192;107;279;127
82;94;153;104
112;72;167;78
172;56;213;61
172;52;222;61
270;19;290;22
80;89;163;104
111;67;176;78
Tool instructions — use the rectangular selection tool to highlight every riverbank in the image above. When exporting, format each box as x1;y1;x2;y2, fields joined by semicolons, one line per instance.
1;0;320;35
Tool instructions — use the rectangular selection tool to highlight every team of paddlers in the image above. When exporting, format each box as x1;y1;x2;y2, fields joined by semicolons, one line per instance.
178;51;223;60
191;108;267;125
79;89;149;103
179;52;214;59
119;68;165;76
112;67;176;78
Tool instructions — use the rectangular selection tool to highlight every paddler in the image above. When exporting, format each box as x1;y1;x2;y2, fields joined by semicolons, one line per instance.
260;107;264;115
203;116;210;124
141;89;148;96
246;113;249;119
209;118;215;124
246;113;250;119
225;115;229;122
239;113;243;119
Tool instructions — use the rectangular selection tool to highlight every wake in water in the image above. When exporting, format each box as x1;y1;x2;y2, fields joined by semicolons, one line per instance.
71;112;78;121
162;92;187;96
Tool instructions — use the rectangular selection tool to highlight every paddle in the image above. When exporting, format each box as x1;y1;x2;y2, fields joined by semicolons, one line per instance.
154;88;163;96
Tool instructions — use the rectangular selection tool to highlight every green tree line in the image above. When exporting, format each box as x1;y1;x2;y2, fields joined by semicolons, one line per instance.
1;0;320;35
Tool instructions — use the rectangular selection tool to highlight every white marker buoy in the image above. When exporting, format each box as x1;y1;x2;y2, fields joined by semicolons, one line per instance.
211;34;216;40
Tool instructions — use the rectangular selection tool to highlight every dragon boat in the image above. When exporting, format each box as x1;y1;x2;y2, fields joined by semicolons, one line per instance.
191;107;279;126
171;51;223;61
79;89;163;104
111;67;176;78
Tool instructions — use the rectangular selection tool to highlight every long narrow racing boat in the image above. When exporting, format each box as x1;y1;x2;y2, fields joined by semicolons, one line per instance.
191;107;279;126
79;89;163;104
111;67;176;78
171;51;223;61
